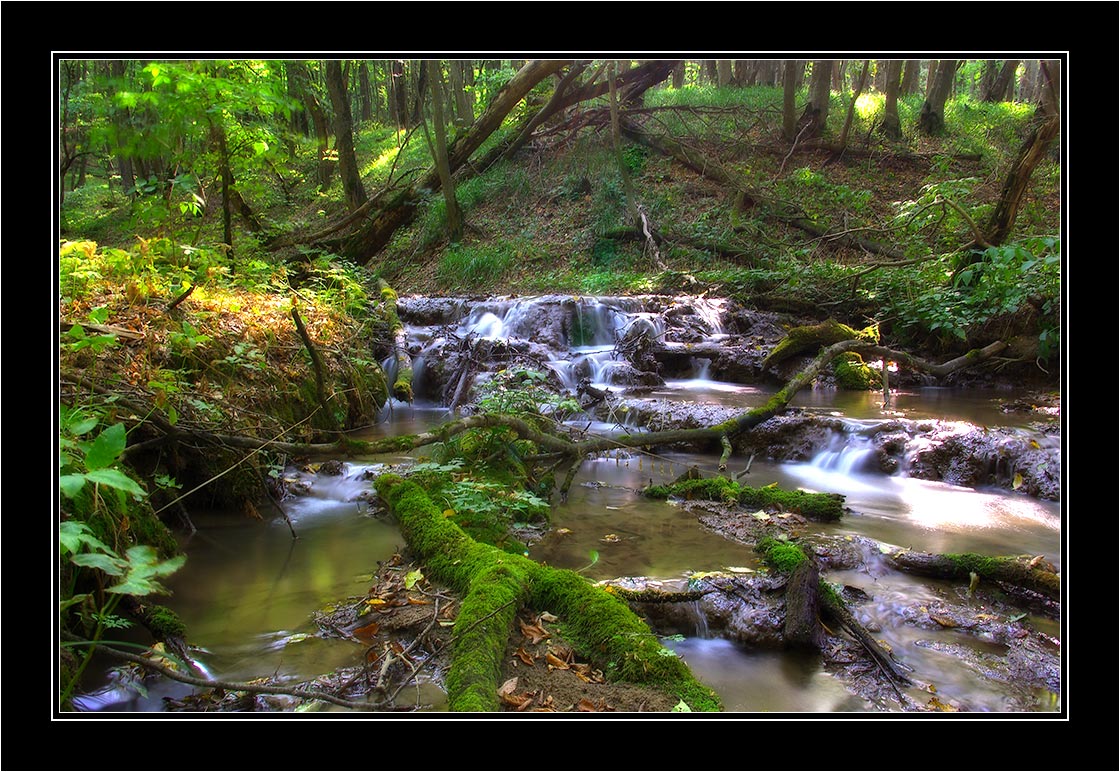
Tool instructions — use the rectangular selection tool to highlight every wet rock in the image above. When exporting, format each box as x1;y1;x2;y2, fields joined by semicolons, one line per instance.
318;460;345;476
396;296;469;326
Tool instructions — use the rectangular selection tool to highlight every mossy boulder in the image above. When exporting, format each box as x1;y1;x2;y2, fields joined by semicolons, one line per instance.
833;352;879;390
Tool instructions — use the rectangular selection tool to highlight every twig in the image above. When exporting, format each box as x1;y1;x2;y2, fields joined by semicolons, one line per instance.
164;284;194;313
291;305;337;430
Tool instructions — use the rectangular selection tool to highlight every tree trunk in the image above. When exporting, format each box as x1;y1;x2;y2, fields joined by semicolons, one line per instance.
448;60;472;127
981;61;1060;247
900;59;920;95
836;60;870;151
672;61;685;89
782;60;799;141
886;550;1059;601
289;61;333;186
389;59;408;128
358;61;374;122
925;60;938;94
880;60;904;140
325;61;367;211
799;60;832;139
209;118;234;250
286;62;310;135
409;60;428;128
340;60;569;263
919;59;958;135
716;60;733;87
426;60;463;242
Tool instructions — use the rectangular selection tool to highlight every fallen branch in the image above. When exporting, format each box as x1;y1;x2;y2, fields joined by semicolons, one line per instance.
291;305;337;430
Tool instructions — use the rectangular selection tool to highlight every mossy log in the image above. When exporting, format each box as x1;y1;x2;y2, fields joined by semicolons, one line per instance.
644;477;846;522
375;475;722;712
755;539;823;650
886;550;1060;601
762;318;878;369
378;279;413;403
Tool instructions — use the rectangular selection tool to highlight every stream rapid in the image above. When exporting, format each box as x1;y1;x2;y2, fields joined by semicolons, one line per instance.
76;295;1062;713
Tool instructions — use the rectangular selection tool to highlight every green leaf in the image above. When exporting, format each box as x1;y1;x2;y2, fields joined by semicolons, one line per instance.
167;406;178;426
671;699;692;712
404;568;424;590
60;593;91;614
84;469;147;500
72;552;127;576
89;306;111;324
84;423;127;470
59;474;88;498
68;416;100;436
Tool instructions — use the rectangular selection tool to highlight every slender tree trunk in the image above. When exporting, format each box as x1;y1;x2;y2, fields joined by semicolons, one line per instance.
900;59;920;95
919;59;958;136
358;61;373;122
325;60;367;211
409;60;428;127
880;60;904;140
289;61;333;186
836;60;870;150
209;118;234;250
782;60;799;141
390;59;408;129
427;60;463;242
1020;60;1039;102
925;60;938;94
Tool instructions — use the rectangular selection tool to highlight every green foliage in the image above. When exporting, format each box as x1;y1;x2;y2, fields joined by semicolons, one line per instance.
59;416;147;502
436;243;514;288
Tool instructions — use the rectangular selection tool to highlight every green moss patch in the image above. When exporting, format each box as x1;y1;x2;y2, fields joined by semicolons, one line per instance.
645;477;845;522
375;475;721;712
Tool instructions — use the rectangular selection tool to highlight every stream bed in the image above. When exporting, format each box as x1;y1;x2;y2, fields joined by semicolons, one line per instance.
75;295;1063;714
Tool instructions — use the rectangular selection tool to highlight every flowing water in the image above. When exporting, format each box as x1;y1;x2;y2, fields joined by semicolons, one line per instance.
76;296;1062;713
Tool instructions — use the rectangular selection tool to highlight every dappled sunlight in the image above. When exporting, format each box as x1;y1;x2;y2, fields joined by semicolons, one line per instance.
855;92;881;120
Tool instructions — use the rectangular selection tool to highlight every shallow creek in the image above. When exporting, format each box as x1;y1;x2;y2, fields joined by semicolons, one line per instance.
79;386;1061;714
76;296;1061;713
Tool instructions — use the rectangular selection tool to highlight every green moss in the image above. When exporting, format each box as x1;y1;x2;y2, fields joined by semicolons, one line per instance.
756;536;808;573
833;352;878;390
763;319;879;368
944;552;1004;575
145;604;187;639
376;475;721;712
645;478;845;522
644;476;739;502
738;485;846;522
392;367;414;402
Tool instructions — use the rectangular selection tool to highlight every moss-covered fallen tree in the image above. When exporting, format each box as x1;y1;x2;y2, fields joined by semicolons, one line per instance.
643;476;846;522
886;549;1060;601
375;474;721;712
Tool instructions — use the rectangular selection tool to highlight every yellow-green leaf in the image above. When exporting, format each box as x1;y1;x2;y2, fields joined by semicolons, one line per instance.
1012;472;1024;489
404;568;424;589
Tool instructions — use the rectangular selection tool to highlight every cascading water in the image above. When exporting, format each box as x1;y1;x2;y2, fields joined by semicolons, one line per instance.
398;295;731;403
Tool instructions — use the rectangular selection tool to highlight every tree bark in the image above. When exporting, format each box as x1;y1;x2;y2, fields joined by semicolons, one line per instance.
900;59;920;95
389;59;408;128
358;61;374;122
782;60;799;141
880;60;904;140
325;61;367;212
339;60;569;263
836;60;870;151
800;60;832;139
425;60;463;242
920;59;958;135
980;61;1060;247
886;550;1059;601
288;61;333;187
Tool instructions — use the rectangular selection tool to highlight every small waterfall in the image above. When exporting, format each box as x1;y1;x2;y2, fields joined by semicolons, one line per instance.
686;600;710;638
691;357;713;381
810;432;876;475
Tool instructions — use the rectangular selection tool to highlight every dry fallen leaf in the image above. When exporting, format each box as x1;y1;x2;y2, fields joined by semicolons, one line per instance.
352;621;380;640
519;617;551;644
498;677;518;696
600;533;621;543
545;652;569;670
515;646;536;666
577;698;599;712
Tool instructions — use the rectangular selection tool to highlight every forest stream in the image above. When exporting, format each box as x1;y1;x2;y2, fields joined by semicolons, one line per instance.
75;295;1062;714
